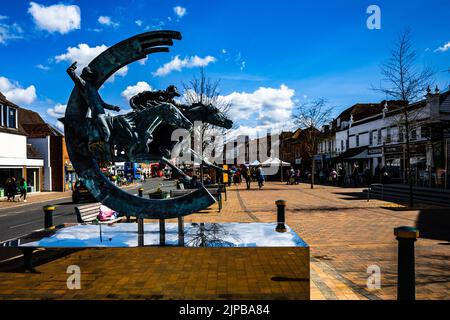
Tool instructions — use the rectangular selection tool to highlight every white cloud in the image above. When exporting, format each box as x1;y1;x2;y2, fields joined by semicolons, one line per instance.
98;16;119;28
36;64;50;71
0;20;24;44
135;20;143;27
55;43;128;80
221;84;295;125
121;81;152;101
55;43;108;68
173;6;187;18
47;103;66;118
28;2;80;34
228;122;295;140
435;41;450;52
0;76;37;105
153;55;216;77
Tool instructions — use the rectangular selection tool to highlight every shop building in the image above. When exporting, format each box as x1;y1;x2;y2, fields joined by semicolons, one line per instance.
0;92;44;194
315;87;450;187
18;108;74;191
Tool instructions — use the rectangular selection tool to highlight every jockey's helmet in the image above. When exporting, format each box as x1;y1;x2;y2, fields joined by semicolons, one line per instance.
166;85;181;98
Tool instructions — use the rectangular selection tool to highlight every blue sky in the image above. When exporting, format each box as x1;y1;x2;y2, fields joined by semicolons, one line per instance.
0;0;449;136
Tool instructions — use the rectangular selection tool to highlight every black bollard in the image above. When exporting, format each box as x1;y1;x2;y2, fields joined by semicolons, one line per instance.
138;187;144;197
275;200;287;232
394;226;419;300
138;218;144;247
178;216;184;246
20;248;38;273
43;205;55;230
159;219;166;246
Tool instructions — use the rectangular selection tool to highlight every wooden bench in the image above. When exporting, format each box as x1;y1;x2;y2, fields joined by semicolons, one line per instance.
75;203;123;224
170;188;223;212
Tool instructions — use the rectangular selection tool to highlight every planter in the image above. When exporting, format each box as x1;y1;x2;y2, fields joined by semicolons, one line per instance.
148;191;169;200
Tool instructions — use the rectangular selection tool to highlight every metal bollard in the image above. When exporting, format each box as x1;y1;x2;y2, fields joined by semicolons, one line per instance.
394;226;419;300
159;219;166;246
138;187;144;197
275;200;287;233
178;216;184;246
138;218;144;247
43;205;55;230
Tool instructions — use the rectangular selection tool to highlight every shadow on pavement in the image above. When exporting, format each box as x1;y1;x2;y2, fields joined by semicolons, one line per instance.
0;248;83;273
416;209;450;242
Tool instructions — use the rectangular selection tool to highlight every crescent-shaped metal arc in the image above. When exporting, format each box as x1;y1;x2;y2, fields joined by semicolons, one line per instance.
64;31;217;219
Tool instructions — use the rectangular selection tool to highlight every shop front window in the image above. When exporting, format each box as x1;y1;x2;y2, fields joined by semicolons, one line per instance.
26;168;40;192
0;168;23;189
386;159;401;179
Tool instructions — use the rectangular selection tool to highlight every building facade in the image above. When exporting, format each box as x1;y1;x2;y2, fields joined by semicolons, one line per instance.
19;108;74;192
315;87;450;187
0;92;44;194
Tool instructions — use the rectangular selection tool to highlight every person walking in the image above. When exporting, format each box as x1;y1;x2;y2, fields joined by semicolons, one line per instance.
295;169;301;184
256;166;265;189
19;178;27;202
330;168;338;186
244;167;251;190
10;177;17;202
337;166;345;187
289;167;295;185
5;178;12;201
351;164;360;187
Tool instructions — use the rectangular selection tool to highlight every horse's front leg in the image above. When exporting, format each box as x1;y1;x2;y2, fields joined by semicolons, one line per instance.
144;117;162;152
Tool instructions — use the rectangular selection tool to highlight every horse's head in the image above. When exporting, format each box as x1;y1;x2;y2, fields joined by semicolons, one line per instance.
187;103;233;129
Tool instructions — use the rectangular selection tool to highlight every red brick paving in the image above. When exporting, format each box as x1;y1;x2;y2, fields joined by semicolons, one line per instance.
1;181;449;300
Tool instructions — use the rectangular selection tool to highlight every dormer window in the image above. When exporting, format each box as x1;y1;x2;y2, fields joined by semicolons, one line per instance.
8;107;17;129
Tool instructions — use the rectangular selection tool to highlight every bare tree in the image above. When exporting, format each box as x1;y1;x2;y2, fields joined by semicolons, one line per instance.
182;68;232;179
294;98;334;189
374;29;434;206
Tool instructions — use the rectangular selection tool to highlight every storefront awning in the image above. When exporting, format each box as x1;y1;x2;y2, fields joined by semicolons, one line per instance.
333;147;367;161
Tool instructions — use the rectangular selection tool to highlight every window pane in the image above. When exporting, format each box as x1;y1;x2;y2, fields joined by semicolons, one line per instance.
8;108;16;128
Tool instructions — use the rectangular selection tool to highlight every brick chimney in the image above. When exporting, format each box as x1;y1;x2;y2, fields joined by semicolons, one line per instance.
426;85;440;119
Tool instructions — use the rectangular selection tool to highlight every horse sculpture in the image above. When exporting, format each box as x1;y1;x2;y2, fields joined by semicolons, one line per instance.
84;95;233;186
126;95;234;183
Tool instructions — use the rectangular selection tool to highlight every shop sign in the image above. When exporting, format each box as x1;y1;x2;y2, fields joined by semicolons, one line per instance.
384;144;426;156
368;147;382;155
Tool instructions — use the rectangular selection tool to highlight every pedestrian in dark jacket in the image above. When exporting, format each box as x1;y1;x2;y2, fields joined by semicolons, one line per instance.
5;178;12;201
9;177;18;202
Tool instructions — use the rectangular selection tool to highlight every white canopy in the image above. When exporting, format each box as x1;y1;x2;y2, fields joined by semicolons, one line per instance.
249;160;260;166
261;157;290;166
